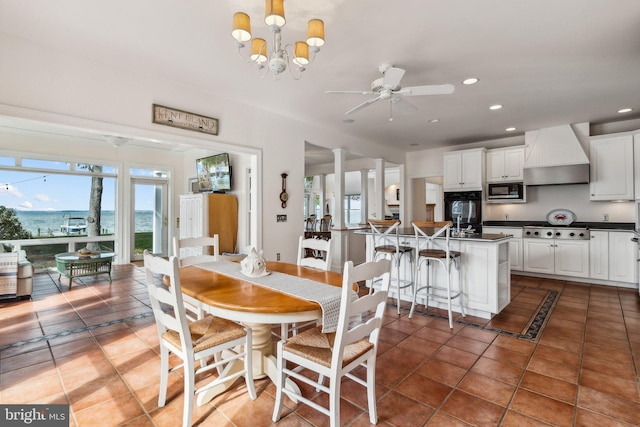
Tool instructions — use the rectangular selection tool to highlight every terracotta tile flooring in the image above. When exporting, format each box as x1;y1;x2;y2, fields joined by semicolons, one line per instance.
1;264;640;426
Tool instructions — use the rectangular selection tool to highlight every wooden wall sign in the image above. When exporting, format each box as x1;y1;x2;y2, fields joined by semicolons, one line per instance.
152;104;219;135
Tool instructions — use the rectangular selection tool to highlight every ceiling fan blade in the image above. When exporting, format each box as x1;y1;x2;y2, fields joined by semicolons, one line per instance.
325;90;374;95
344;96;382;115
397;83;455;96
383;67;405;89
391;97;418;115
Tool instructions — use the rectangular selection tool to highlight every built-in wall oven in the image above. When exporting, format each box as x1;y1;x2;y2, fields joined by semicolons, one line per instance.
444;191;482;232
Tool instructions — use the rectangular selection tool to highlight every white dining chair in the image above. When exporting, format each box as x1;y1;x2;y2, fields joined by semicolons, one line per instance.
278;236;334;338
173;235;220;267
272;258;392;427
297;235;332;271
172;235;220;320
143;250;255;427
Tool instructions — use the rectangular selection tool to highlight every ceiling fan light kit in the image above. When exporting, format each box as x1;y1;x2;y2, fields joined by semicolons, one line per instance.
326;63;455;121
231;0;325;80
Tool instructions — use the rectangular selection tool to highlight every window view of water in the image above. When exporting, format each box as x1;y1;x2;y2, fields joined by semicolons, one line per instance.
14;210;154;237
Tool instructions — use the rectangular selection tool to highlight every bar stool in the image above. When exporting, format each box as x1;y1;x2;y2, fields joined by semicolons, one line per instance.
410;221;465;328
368;219;414;314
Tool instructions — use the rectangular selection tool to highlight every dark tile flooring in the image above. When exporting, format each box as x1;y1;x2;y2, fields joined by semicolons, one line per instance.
1;265;640;426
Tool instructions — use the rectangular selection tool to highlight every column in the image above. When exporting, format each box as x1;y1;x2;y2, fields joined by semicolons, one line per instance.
360;168;369;224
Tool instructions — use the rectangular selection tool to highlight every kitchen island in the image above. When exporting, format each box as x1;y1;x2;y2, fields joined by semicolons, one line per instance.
357;227;512;319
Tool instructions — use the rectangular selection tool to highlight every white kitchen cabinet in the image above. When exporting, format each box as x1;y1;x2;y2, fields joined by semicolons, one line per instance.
523;239;589;278
608;231;637;284
486;146;525;183
590;134;634;201
443;148;485;191
589;231;609;281
482;226;523;271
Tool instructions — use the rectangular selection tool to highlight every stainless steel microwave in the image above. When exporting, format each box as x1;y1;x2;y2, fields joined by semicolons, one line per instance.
487;182;525;202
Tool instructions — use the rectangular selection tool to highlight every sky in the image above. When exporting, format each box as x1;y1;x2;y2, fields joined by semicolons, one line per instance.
0;170;155;211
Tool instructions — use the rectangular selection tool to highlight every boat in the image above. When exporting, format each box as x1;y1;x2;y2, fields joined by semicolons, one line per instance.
60;216;87;234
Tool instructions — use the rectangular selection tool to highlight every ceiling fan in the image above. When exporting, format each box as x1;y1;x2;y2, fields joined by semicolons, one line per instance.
326;63;455;121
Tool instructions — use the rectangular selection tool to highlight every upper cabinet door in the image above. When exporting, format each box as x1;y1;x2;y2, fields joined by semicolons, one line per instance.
443;148;485;191
486;146;525;183
590;135;634;201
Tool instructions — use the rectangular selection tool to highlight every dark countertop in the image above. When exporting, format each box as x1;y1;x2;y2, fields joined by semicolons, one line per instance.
355;227;511;242
483;221;636;231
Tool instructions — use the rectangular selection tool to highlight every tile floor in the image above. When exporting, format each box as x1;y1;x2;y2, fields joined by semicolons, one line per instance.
1;265;640;426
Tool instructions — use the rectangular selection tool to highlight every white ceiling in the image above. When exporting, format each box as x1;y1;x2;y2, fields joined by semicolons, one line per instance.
2;0;640;157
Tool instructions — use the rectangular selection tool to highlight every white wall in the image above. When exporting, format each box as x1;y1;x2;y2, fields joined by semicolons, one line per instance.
0;33;406;264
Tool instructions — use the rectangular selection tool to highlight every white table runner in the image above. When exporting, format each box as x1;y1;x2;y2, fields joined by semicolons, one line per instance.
193;260;358;333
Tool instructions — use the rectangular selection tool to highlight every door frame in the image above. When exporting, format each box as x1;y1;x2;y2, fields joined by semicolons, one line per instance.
130;178;169;260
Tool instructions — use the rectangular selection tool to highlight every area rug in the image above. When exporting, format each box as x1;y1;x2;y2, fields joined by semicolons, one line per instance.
391;285;559;341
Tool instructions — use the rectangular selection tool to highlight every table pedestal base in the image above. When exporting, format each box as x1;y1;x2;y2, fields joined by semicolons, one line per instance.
196;322;300;406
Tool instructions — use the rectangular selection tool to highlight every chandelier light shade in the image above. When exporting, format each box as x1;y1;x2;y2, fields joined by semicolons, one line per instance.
231;0;325;79
265;0;285;28
306;19;325;47
232;12;252;43
293;41;309;66
250;38;267;63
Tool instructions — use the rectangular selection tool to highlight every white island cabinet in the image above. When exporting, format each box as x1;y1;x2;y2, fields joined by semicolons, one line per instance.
359;228;511;319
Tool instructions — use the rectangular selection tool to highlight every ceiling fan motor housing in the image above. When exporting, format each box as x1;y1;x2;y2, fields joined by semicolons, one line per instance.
371;77;400;92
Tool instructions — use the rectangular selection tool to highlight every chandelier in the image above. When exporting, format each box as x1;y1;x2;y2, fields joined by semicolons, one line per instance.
231;0;325;80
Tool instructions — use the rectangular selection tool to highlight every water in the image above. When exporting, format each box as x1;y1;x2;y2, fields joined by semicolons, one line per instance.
14;210;154;236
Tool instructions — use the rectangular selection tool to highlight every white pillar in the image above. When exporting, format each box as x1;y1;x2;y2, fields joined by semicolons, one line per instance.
333;148;346;229
375;158;386;219
360;168;369;224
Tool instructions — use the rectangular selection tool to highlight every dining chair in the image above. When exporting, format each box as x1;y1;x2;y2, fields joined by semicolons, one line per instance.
172;235;220;320
297;235;332;271
368;219;414;314
410;221;465;328
272;258;392;427
143;250;256;427
319;214;332;231
279;236;334;337
304;215;317;232
173;235;220;266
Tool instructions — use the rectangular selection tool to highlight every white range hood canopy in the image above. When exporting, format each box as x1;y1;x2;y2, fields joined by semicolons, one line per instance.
523;123;590;186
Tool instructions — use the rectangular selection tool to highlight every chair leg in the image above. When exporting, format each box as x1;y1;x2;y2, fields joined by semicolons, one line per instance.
409;259;422;319
158;344;169;407
329;377;341;427
272;343;285;422
366;356;378;424
183;359;195;427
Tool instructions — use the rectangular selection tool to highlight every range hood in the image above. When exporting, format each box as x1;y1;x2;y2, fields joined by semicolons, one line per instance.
523;124;590;186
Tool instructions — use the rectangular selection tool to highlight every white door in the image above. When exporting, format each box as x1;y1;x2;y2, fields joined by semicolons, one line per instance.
555;240;589;278
131;180;168;260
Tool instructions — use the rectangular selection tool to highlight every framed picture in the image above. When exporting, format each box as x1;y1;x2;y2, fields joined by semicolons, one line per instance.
188;177;199;193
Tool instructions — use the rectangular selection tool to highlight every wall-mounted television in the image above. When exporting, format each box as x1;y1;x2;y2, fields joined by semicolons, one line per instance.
196;152;231;193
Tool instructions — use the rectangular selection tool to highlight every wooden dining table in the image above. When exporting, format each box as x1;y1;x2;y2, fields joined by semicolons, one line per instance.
178;261;344;405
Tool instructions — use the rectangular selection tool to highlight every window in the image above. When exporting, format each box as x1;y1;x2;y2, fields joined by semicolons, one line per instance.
344;194;361;225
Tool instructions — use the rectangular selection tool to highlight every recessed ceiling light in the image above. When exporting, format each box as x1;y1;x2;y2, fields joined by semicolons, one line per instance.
462;78;479;85
342;118;354;124
505;127;516;132
428;118;439;123
618;108;633;113
489;104;503;110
